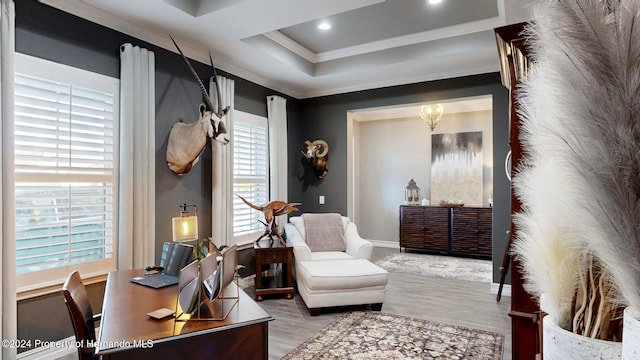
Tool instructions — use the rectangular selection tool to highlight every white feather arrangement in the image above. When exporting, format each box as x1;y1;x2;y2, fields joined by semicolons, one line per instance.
512;161;586;330
514;0;640;339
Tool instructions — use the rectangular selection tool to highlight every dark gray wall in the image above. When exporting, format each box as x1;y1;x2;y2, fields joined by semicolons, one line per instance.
289;74;511;284
14;0;296;352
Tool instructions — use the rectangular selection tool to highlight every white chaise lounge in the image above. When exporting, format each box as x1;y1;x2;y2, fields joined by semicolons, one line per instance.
284;213;388;316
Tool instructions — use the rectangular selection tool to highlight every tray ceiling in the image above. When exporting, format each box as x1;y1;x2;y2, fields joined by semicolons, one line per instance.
40;0;530;98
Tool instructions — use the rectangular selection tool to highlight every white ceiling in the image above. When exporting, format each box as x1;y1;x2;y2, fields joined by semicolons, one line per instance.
40;0;531;99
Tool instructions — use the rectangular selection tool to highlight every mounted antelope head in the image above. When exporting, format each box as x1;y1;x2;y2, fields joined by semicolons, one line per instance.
166;36;230;175
301;139;329;179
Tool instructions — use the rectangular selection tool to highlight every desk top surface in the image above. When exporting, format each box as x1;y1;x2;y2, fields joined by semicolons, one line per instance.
96;269;272;355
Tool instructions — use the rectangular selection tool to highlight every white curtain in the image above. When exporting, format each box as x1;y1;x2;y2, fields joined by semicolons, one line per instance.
211;76;234;247
0;1;15;358
0;0;18;359
267;95;288;232
118;44;155;269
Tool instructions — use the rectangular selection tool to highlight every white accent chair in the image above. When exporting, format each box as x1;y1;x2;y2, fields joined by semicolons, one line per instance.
284;214;388;316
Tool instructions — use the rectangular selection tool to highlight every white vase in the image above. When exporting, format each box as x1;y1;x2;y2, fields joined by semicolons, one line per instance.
543;316;622;360
623;307;640;360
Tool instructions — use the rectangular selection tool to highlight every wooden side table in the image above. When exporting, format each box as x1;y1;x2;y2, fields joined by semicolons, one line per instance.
254;238;294;301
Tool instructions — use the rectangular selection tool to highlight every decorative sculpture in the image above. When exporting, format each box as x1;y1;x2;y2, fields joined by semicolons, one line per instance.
301;139;329;179
235;194;301;246
166;36;230;175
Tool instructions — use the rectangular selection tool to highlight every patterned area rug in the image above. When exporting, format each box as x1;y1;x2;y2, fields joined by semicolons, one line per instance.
282;311;504;359
374;252;492;283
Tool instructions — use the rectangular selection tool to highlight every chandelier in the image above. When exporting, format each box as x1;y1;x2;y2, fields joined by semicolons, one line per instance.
420;104;444;131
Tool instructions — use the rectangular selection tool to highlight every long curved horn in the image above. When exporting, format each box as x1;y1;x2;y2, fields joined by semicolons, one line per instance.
209;53;225;119
313;140;329;158
169;35;216;113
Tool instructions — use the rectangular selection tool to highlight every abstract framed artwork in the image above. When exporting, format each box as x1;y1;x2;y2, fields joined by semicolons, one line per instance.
431;131;483;206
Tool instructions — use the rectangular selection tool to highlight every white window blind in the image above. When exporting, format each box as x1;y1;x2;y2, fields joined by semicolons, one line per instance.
14;53;118;290
233;111;269;244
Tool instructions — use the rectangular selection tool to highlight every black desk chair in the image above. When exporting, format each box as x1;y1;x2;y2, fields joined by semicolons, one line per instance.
61;271;102;360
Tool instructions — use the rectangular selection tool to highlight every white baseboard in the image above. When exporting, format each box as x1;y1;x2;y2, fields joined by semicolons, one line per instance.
17;335;76;360
371;241;399;249
490;283;511;298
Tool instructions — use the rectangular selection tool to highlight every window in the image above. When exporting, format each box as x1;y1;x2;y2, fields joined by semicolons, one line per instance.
232;111;269;245
14;53;118;290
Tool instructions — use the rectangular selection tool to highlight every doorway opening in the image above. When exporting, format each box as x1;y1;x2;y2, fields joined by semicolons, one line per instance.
347;95;494;248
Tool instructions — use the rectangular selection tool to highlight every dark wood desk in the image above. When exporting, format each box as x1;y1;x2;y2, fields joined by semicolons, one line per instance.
96;269;273;359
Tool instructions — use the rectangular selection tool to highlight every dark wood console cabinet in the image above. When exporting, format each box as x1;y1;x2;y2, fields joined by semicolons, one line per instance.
451;207;492;257
399;205;449;252
399;205;492;258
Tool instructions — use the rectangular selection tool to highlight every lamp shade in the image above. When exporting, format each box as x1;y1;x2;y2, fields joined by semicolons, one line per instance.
172;215;198;242
172;204;198;242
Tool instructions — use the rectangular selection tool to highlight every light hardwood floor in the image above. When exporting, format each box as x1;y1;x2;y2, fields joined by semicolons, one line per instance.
55;247;512;360
248;246;512;360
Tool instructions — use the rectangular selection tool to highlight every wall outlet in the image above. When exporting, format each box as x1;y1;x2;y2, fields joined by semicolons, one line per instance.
319;195;325;205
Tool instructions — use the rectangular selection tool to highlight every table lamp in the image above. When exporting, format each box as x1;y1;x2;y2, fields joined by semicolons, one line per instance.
172;203;198;243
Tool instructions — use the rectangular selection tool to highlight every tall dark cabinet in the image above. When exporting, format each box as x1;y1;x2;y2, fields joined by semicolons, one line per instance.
495;23;541;360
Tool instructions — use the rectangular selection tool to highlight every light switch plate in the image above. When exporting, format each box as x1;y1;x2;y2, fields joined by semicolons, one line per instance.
319;195;325;204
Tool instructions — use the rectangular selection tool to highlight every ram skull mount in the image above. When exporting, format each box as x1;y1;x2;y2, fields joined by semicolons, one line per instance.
166;35;230;176
301;139;329;179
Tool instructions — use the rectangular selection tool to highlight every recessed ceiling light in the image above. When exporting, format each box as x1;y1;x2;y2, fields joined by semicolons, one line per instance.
428;0;443;4
318;22;331;31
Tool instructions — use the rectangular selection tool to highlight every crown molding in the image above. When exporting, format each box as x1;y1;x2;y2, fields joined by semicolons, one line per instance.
316;17;505;62
263;31;318;63
300;62;499;99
